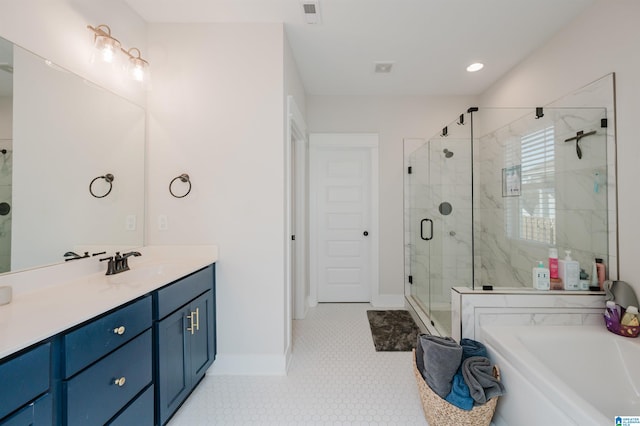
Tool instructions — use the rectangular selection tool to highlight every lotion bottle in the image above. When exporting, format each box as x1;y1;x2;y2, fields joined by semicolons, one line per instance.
591;261;599;288
595;258;606;289
549;247;559;279
558;250;580;290
532;261;550;290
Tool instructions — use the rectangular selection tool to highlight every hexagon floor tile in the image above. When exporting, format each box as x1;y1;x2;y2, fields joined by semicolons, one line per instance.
169;303;428;425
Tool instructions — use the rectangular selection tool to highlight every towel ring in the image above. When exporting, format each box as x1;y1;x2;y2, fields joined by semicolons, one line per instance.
169;173;191;198
89;173;114;198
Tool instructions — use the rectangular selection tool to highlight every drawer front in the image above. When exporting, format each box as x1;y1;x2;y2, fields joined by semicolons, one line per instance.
0;393;52;426
155;264;214;320
65;329;152;426
63;295;152;378
107;385;154;426
0;343;50;420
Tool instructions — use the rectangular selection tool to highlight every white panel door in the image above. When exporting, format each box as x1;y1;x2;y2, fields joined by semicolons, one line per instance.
313;147;372;302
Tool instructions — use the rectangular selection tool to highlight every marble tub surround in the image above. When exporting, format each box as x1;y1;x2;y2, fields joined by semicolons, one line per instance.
0;245;218;359
451;286;606;341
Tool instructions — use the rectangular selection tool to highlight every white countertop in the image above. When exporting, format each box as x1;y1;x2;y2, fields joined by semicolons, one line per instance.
0;245;218;359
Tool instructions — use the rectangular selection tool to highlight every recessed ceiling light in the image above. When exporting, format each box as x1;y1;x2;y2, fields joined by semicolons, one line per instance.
466;62;484;72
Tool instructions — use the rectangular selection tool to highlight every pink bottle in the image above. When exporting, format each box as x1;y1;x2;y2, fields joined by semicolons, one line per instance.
549;248;559;279
595;258;606;289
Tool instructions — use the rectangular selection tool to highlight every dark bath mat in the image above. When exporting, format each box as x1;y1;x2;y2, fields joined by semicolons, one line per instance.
366;310;421;351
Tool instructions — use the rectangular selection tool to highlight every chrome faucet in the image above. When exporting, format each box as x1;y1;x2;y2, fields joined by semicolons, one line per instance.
100;251;142;275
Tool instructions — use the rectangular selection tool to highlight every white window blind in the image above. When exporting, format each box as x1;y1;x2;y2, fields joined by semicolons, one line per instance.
519;126;556;244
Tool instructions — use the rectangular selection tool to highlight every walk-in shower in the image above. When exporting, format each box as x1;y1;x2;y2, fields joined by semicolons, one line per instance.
404;74;617;336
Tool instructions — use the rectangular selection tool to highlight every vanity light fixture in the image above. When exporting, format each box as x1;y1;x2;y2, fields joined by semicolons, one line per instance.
87;24;150;84
122;47;149;83
466;62;484;72
87;24;121;64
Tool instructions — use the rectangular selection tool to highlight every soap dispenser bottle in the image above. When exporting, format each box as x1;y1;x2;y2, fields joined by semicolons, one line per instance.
621;306;640;327
532;261;550;290
558;250;580;290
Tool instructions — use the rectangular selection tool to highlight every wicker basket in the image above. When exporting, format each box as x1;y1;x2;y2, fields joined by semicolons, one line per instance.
412;349;499;426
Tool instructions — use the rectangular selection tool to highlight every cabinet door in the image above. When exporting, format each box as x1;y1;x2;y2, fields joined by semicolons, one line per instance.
189;290;215;383
0;343;50;421
156;305;191;426
0;393;52;426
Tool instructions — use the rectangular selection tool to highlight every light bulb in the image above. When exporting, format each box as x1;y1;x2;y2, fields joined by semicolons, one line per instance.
466;62;484;72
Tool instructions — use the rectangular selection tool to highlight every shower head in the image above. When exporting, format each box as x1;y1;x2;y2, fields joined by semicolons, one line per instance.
443;149;454;158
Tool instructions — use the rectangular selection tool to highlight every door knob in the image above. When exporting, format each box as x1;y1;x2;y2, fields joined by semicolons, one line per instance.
363;231;369;236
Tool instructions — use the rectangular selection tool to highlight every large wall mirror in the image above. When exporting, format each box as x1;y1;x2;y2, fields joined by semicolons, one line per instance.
0;35;145;273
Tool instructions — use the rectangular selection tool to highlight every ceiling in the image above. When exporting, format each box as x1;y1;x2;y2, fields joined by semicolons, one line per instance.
3;0;595;98
124;0;597;96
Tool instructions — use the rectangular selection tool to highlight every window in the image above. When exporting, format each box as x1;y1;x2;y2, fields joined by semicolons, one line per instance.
519;126;556;244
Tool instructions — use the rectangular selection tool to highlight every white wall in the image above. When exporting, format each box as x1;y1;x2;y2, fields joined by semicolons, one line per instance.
0;0;146;105
306;95;476;297
146;23;289;373
479;0;640;294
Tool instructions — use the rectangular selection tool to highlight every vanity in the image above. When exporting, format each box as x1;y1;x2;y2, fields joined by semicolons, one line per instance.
0;245;217;426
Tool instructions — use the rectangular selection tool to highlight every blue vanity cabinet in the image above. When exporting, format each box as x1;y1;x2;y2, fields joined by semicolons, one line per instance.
61;295;154;426
0;343;52;425
154;264;216;425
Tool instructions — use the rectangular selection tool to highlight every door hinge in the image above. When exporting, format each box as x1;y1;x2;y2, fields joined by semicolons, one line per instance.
601;118;608;128
407;166;412;174
408;275;413;284
291;235;296;241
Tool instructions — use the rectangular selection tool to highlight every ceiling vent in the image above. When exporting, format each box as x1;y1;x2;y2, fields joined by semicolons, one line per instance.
301;0;321;24
374;62;394;73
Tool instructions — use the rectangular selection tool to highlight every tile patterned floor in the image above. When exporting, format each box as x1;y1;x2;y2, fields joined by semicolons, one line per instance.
169;303;428;425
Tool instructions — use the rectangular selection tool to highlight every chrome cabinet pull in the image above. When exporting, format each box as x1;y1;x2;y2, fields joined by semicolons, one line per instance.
113;326;126;335
187;308;200;335
113;377;126;387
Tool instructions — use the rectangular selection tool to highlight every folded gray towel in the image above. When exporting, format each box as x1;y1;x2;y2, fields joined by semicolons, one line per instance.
462;356;505;404
419;334;462;399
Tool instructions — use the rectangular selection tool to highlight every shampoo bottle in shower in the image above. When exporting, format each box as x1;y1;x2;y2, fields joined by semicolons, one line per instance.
549;247;559;279
532;261;550;290
558;250;580;290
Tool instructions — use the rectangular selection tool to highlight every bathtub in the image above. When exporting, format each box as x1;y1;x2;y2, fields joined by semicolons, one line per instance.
481;325;640;426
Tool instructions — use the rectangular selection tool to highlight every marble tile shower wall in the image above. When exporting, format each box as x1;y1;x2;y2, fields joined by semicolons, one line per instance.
475;108;608;288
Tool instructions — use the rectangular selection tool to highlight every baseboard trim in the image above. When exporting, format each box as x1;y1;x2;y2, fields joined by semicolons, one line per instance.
370;294;405;308
208;354;287;375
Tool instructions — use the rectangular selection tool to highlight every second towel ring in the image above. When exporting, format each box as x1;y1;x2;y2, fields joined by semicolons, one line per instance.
170;173;191;198
89;173;114;198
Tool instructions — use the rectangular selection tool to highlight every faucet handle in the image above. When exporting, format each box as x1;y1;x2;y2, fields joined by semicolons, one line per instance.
99;256;117;275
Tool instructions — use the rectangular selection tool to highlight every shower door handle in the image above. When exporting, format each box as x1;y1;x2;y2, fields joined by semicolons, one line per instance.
420;218;433;241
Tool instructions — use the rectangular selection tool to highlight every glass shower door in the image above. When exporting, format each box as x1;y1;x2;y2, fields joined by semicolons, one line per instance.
408;143;431;321
406;125;472;336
